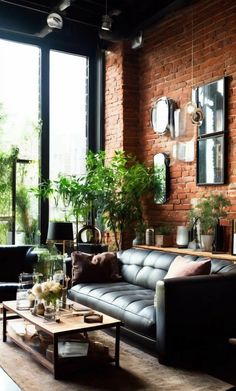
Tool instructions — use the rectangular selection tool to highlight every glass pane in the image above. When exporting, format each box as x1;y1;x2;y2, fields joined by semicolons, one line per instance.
197;78;225;136
49;50;88;221
0;39;41;244
16;161;40;244
197;136;224;184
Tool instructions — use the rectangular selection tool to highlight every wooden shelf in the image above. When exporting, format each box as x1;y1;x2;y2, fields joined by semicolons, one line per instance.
134;245;236;263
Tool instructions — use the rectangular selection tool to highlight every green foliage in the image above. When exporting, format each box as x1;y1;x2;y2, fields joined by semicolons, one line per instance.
16;185;39;244
0;147;19;242
33;150;157;250
156;225;171;235
86;150;155;250
189;194;231;234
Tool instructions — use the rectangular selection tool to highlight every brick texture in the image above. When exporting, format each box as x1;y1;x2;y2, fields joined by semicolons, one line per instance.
104;0;236;249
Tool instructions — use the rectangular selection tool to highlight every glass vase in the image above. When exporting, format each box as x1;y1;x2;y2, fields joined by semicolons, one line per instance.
44;303;56;322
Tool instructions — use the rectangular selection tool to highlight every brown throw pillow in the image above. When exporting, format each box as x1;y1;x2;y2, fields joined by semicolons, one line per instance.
92;252;122;282
71;251;122;285
165;255;211;279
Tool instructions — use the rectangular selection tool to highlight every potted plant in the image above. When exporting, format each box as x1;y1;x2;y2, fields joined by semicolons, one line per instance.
33;150;158;251
155;225;172;247
189;194;231;251
132;220;147;246
85;150;156;250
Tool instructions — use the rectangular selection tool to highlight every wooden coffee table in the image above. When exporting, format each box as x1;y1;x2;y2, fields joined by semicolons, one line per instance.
2;300;122;379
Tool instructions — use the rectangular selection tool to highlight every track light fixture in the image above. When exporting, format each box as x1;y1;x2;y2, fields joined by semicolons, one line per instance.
101;0;112;31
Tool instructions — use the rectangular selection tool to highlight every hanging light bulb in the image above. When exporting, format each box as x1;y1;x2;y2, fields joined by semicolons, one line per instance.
101;14;112;31
101;0;112;31
186;101;196;114
186;4;204;127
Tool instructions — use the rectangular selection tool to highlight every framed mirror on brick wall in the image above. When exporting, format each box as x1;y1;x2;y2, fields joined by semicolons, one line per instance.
196;77;227;185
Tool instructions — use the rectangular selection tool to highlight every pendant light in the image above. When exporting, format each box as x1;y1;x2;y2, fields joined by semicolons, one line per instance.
101;0;112;31
186;3;203;126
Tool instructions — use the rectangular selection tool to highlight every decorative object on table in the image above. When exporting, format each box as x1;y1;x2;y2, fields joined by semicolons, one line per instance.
32;298;45;316
145;228;155;246
77;224;101;244
187;216;201;250
132;221;146;246
31;245;56;280
176;226;189;248
212;220;227;253
155;225;172;247
16;288;30;310
31;280;63;320
84;313;103;323
27;289;35;308
188;194;230;252
47;221;74;255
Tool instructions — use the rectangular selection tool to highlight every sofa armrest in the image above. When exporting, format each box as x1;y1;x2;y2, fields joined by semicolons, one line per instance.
156;273;236;364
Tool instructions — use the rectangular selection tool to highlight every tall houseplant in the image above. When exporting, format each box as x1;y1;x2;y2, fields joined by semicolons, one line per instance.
34;150;157;250
85;150;155;250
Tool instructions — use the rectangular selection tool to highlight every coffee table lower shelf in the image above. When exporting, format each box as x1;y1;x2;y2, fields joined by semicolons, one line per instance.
3;301;122;379
7;327;115;374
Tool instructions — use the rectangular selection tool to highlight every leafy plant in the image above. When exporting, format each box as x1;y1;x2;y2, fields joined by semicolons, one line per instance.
33;150;157;250
189;194;231;235
156;225;171;235
86;150;155;250
0;147;19;242
16;185;39;244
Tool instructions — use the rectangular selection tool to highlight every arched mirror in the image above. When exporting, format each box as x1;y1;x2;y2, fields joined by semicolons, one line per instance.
151;96;176;136
151;97;169;134
154;153;169;204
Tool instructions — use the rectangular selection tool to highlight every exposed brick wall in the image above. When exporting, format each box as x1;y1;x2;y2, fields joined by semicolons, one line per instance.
105;0;236;249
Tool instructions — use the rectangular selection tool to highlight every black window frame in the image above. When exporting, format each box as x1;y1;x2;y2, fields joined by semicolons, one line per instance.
0;30;104;243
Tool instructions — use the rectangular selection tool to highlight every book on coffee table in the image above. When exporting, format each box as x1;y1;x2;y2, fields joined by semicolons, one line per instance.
58;340;89;358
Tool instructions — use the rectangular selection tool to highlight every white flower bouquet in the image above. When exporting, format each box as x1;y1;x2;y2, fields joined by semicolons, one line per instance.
32;280;63;306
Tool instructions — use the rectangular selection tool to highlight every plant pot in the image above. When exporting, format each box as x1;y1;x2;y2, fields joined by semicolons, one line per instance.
155;234;172;247
201;234;214;252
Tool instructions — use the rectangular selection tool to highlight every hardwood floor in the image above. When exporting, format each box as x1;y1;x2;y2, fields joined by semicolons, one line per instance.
0;367;21;391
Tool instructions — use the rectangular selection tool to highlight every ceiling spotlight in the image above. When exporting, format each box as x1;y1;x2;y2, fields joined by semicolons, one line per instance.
101;14;112;31
58;0;71;12
47;12;63;29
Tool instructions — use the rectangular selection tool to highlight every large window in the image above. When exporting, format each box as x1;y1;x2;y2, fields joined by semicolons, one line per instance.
49;50;88;221
0;38;89;244
0;39;40;244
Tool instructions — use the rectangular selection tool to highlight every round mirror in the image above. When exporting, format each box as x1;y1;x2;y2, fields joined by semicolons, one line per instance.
151;97;169;134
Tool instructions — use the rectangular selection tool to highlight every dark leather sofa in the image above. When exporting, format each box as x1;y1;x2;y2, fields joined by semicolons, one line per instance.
0;245;37;302
67;247;236;365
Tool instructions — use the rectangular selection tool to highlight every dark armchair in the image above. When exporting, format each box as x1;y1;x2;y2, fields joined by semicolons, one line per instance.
0;245;37;302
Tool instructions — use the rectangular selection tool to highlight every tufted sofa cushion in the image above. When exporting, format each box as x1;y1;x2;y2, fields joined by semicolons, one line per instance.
69;281;156;338
117;248;236;290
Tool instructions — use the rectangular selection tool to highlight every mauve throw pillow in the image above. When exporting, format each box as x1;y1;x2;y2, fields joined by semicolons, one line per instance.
71;251;122;285
165;255;211;279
